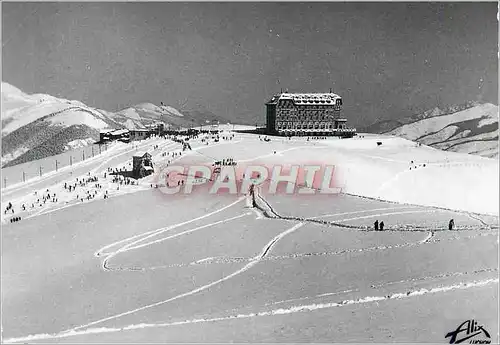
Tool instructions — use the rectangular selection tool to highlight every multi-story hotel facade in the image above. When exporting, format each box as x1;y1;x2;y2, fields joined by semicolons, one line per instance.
265;92;356;137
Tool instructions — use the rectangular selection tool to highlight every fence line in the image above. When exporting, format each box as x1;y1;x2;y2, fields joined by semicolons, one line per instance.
2;143;109;188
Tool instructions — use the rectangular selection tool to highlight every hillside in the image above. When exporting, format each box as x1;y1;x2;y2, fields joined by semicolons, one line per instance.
1;82;126;167
362;101;482;133
364;102;498;159
1;82;227;167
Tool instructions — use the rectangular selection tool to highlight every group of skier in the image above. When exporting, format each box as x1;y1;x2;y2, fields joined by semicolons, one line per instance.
307;136;328;141
374;220;385;231
213;158;237;167
373;218;456;231
4;202;14;215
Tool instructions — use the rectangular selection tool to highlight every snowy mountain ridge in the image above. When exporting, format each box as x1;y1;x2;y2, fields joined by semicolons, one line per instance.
387;103;498;159
364;102;498;159
1;82;190;167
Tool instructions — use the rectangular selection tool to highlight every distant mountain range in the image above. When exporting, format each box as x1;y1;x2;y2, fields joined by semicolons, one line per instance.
1;82;228;167
108;103;227;131
362;101;499;159
3;81;497;167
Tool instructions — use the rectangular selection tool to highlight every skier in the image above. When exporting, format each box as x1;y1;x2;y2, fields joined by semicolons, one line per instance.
374;220;379;231
448;219;455;230
380;221;385;231
249;184;257;208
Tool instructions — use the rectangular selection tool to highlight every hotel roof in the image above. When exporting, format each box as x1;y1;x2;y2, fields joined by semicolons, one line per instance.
266;92;342;105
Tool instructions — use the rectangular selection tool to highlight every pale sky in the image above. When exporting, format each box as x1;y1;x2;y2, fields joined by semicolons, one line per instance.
2;2;498;126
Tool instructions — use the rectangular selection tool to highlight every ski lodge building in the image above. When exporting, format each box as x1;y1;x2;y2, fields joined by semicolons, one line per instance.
129;129;150;141
99;129;130;143
265;92;356;137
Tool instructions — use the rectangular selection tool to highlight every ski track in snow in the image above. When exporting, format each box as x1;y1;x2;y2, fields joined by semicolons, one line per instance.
308;206;421;219
62;192;497;336
61;191;300;333
110;229;498;272
420;231;434;243
96;196;247;270
369;267;498;289
254;189;494;232
109;217;496;272
66;220;305;333
4;278;498;344
466;212;491;227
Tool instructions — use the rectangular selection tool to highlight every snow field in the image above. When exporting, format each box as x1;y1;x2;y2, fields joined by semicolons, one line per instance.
2;131;498;343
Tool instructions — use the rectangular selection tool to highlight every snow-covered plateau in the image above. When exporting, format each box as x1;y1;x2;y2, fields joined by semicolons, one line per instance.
1;130;498;343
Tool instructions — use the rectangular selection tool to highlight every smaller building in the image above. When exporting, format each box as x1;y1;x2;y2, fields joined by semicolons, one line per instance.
132;152;154;178
130;129;151;141
99;128;130;143
145;122;165;136
99;129;113;143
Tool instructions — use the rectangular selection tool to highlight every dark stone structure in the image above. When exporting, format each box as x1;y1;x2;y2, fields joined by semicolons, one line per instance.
132;152;154;178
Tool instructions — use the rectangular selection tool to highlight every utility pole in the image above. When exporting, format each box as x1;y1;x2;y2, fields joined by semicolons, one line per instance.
70;156;73;166
56;160;59;172
3;178;6;189
39;166;43;177
23;171;26;182
82;151;85;161
99;144;102;155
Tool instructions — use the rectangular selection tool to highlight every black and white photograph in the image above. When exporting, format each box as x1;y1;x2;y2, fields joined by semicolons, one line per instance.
1;2;498;343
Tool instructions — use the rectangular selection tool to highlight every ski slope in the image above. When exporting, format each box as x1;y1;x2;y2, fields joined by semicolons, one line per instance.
2;131;498;343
